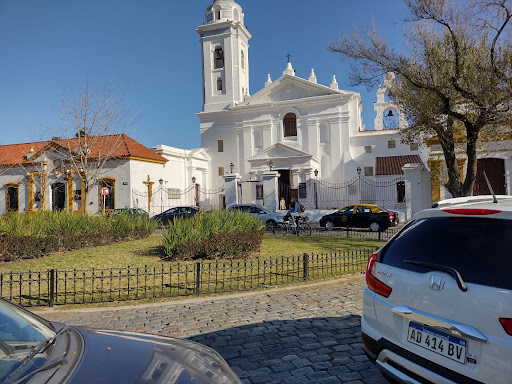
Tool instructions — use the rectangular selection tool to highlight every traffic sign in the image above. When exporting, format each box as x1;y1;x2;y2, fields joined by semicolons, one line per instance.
100;187;109;196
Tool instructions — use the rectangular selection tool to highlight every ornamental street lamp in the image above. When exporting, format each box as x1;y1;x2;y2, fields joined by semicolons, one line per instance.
229;162;234;173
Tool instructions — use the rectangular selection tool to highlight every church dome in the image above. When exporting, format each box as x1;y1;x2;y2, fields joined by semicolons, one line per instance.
205;0;244;26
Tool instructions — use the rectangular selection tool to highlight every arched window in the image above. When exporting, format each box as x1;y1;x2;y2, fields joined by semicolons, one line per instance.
214;46;224;69
283;113;297;137
383;108;399;129
216;10;221;20
241;50;245;69
217;77;223;91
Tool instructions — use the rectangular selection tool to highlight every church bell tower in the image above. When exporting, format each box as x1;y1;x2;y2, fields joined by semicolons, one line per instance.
197;0;251;113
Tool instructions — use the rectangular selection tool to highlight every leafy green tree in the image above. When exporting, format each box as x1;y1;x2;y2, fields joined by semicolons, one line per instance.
329;0;512;197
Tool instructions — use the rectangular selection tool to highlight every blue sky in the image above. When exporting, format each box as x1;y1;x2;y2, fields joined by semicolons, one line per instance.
0;0;407;149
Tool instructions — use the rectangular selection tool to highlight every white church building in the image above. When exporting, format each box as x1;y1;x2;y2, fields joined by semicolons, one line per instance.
196;0;427;209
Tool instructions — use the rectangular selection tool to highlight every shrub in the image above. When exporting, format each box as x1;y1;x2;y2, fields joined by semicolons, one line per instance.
0;211;155;262
162;210;264;261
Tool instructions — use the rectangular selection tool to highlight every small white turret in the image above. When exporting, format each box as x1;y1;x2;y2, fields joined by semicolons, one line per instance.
330;75;338;90
282;61;295;76
308;69;317;84
265;74;272;87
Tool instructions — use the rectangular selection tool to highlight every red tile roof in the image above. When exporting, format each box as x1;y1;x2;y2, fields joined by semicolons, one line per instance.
0;134;167;166
375;155;426;176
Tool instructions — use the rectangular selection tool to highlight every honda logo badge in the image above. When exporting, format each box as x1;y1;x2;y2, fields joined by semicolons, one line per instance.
429;274;445;291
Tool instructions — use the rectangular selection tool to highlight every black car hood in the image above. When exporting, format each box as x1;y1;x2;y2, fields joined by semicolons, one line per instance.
67;327;240;384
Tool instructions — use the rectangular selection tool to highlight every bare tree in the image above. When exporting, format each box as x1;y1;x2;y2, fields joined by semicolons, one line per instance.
329;0;512;197
51;81;135;211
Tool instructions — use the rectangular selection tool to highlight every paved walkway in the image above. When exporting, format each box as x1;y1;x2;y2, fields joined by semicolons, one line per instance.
35;275;390;384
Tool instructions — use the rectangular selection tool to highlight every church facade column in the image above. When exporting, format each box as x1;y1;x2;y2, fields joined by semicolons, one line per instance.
307;119;319;158
242;127;253;176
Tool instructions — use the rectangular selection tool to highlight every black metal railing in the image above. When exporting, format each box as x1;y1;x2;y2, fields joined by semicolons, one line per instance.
0;250;371;308
264;225;401;241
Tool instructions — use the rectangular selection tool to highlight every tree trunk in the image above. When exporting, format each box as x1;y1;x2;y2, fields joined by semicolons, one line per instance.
462;129;479;196
439;132;464;197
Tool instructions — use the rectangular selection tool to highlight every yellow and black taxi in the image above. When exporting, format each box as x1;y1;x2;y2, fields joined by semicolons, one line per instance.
319;204;399;232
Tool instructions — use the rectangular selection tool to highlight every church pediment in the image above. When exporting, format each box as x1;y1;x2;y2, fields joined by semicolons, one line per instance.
237;75;346;107
248;143;314;163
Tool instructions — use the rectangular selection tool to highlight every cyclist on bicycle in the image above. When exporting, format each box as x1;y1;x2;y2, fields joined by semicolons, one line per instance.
287;198;301;227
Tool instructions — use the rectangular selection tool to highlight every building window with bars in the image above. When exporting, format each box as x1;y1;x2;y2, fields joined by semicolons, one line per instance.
388;140;396;149
218;140;224;152
283;113;297;137
219;167;225;176
410;142;418;151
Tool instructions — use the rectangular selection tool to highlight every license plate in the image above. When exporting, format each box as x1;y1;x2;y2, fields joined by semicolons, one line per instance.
407;322;467;364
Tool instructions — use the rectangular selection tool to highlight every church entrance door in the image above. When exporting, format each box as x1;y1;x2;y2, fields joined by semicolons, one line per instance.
277;170;296;209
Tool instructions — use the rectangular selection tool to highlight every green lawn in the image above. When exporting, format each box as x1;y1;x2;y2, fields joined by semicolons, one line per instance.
0;234;384;273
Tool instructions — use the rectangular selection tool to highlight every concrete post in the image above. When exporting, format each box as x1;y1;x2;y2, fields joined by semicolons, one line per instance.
262;171;280;211
223;173;240;208
402;163;423;221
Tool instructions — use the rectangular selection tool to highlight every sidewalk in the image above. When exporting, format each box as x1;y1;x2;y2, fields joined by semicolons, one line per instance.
37;275;390;384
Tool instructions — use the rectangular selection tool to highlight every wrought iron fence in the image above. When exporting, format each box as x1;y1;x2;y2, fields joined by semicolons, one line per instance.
263;226;401;241
132;184;225;215
0;250;371;308
303;176;406;211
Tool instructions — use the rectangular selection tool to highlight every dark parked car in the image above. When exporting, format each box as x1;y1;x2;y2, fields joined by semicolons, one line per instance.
0;298;241;384
319;204;398;232
107;208;149;218
152;206;199;225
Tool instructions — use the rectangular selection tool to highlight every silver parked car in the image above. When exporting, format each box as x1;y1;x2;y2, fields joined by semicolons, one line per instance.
362;195;512;384
227;204;285;228
0;298;241;383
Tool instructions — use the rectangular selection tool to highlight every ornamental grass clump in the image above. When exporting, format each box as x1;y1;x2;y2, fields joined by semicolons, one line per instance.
0;211;155;262
162;209;264;261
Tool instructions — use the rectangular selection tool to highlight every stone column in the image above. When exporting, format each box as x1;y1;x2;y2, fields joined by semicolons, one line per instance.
402;163;423;221
223;173;241;208
262;171;280;211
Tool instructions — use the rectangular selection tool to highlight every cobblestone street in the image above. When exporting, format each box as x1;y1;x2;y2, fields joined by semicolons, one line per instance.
35;275;390;384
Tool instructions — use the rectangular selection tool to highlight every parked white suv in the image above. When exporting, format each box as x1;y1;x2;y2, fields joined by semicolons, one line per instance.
362;195;512;384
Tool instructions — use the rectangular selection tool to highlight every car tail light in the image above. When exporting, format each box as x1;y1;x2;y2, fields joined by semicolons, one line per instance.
366;252;392;298
442;208;501;215
388;212;393;222
499;318;512;336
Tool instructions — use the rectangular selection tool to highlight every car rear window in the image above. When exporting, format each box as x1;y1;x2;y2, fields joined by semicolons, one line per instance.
380;217;512;290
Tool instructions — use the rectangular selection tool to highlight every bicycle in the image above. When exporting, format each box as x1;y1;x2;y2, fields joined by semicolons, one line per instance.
273;216;312;236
